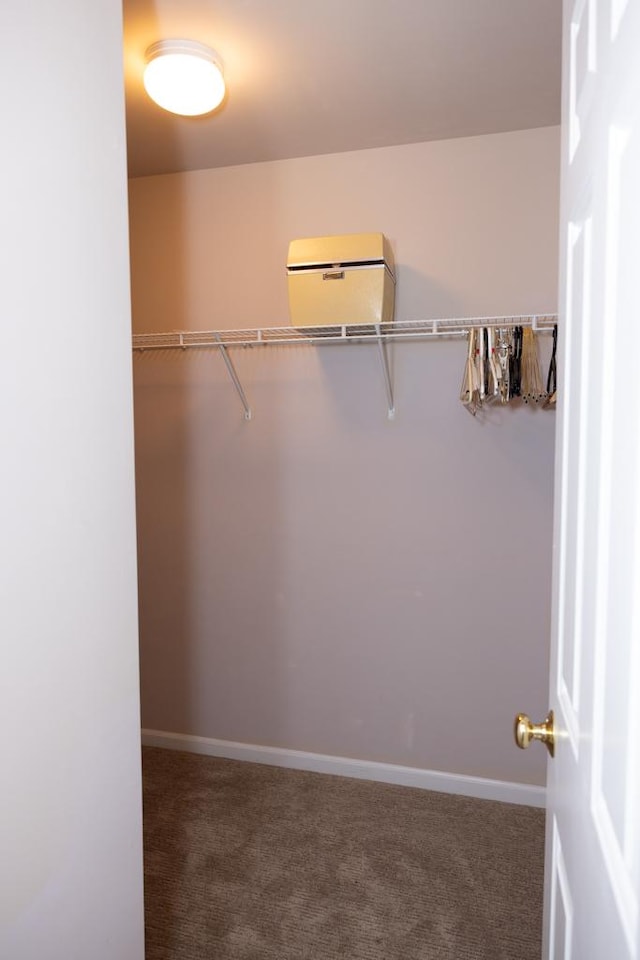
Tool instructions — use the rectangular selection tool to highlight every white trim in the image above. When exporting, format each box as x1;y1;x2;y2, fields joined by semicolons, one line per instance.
141;729;546;808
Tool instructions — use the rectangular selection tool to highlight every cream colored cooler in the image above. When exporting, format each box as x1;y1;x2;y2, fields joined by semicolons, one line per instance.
287;233;395;327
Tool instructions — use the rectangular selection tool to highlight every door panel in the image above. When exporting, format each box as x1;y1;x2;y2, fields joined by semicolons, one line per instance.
544;1;640;957
549;820;573;960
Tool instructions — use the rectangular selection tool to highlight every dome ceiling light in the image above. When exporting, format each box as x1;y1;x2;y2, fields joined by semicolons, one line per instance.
143;39;226;117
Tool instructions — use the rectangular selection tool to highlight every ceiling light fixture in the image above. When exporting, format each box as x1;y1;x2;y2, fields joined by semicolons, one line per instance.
143;39;226;117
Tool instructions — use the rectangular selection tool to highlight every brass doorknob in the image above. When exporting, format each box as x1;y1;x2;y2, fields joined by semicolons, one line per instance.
514;710;555;757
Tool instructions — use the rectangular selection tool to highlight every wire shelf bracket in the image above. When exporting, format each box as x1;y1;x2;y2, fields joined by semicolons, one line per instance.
375;324;395;419
216;336;252;420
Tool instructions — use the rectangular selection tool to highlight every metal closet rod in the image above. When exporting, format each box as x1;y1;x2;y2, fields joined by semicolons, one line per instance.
131;314;558;421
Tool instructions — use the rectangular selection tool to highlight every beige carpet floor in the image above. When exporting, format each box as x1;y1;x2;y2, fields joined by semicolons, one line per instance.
143;747;545;960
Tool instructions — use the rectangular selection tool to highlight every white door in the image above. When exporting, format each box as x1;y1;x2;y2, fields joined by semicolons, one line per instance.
543;0;640;957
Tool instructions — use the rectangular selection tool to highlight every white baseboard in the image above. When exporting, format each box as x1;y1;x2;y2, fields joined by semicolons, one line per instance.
141;729;546;808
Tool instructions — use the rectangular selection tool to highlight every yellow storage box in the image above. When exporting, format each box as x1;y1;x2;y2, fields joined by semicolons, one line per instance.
287;233;395;327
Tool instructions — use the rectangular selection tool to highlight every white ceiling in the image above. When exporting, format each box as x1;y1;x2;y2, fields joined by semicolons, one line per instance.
123;0;561;179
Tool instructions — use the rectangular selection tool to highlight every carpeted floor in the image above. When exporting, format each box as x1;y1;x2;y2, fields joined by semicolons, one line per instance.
143;747;545;960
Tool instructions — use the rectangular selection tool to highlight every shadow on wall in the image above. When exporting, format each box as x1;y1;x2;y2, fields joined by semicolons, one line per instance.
393;264;465;323
312;260;462;425
129;178;287;749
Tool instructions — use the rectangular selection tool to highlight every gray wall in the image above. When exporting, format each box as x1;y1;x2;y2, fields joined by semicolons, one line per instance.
129;126;559;787
0;1;144;957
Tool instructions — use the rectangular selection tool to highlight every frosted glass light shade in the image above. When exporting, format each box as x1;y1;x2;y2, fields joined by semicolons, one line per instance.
144;40;225;116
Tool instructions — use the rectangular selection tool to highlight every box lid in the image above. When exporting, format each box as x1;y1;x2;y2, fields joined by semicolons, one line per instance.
287;233;394;276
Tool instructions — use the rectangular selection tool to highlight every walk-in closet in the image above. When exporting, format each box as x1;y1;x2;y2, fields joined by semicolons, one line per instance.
5;2;591;959
8;0;640;957
129;51;560;956
130;123;559;789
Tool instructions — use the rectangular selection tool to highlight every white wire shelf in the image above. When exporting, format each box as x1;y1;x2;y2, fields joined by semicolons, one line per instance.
132;314;558;352
131;314;558;421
